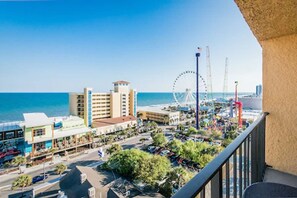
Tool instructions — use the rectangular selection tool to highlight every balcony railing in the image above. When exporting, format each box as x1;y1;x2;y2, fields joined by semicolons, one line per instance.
173;112;268;198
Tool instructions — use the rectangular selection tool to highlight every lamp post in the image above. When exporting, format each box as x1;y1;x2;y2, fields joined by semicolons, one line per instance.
196;47;202;130
43;159;46;183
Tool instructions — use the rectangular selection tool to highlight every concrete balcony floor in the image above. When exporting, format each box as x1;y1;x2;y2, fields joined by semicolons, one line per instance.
264;167;297;188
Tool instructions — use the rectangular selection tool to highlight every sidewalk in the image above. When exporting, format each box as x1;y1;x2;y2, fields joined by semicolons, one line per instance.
0;133;148;186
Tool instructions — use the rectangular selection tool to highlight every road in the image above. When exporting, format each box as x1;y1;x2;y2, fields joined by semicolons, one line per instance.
0;132;152;197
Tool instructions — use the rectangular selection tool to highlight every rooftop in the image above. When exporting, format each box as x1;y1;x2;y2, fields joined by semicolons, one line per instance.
92;115;137;128
38;166;118;198
0;121;22;132
138;106;179;115
54;126;91;139
113;80;130;84
23;113;52;128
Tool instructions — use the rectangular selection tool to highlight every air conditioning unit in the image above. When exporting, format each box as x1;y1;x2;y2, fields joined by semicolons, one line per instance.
88;187;95;198
80;173;87;184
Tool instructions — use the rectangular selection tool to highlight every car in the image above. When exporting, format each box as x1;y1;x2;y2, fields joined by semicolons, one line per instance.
6;149;21;156
147;146;155;152
154;147;164;154
32;174;49;184
195;138;204;142
170;155;180;163
160;150;170;156
177;157;185;164
0;152;6;159
193;162;201;171
181;159;190;166
167;152;175;157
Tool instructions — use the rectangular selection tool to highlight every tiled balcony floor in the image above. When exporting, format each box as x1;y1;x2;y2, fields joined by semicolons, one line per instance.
264;167;297;188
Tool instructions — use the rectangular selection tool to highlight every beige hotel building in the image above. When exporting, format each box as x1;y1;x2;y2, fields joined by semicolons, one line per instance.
69;81;137;127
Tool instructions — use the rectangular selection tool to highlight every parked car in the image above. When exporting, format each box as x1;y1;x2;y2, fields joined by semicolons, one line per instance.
167;152;175;157
177;157;185;165
169;155;179;162
154;147;164;155
195;138;204;142
181;159;190;166
166;135;174;141
160;150;170;156
193;162;201;171
32;174;49;184
147;146;155;152
0;152;6;159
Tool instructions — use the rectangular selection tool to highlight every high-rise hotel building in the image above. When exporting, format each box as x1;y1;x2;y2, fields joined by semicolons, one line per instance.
69;81;137;127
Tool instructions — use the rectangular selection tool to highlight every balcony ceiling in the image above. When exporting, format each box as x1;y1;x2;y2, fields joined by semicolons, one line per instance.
235;0;297;41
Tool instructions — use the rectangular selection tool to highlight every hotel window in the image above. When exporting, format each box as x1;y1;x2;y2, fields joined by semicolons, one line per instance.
35;142;45;152
17;131;24;138
5;131;15;139
33;129;45;136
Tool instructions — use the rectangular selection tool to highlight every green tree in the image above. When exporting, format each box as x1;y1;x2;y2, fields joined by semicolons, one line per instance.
198;129;207;136
156;127;163;133
225;130;238;140
163;115;169;125
210;130;223;140
106;144;122;155
12;174;32;191
150;121;158;129
136;154;171;185
188;126;198;135
167;139;183;155
152;133;167;147
55;163;67;177
107;149;171;186
11;156;26;174
177;124;185;132
49;147;58;163
168;167;194;187
160;167;194;197
222;138;233;147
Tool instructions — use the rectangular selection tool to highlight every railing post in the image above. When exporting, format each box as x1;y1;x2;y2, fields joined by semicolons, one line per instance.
251;126;258;183
233;152;237;198
239;144;243;197
226;160;230;198
211;168;222;198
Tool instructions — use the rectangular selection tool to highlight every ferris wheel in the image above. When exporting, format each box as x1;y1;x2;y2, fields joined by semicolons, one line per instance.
172;71;208;107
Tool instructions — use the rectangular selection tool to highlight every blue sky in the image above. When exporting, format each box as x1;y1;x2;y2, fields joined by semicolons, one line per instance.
0;0;261;93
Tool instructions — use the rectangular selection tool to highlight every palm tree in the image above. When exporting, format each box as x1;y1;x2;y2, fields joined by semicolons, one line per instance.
55;163;67;177
12;156;26;174
163;115;169;125
106;144;122;155
49;147;58;163
86;132;95;142
12;174;32;191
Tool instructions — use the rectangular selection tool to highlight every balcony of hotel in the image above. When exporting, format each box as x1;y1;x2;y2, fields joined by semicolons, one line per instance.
174;1;297;197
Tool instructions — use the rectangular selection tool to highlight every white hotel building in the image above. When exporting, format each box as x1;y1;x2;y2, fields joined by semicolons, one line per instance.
69;81;137;127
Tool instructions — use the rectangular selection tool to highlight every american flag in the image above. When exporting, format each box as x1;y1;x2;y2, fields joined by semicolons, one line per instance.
98;148;104;158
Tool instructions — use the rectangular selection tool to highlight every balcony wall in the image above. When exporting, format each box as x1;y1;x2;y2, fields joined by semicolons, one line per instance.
235;0;297;175
262;34;297;175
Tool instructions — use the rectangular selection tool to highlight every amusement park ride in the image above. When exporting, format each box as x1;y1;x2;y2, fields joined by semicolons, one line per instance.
172;47;243;130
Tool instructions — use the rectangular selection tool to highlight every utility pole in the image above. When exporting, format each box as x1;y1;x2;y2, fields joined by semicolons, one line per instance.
234;81;238;118
196;47;202;130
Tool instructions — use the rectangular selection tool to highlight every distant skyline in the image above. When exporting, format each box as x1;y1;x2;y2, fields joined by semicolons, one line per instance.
0;0;262;93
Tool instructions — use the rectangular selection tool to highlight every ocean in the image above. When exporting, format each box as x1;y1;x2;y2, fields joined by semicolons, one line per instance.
0;92;251;123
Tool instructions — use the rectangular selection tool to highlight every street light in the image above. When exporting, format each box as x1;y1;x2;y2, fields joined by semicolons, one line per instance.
43;159;46;183
196;47;202;130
